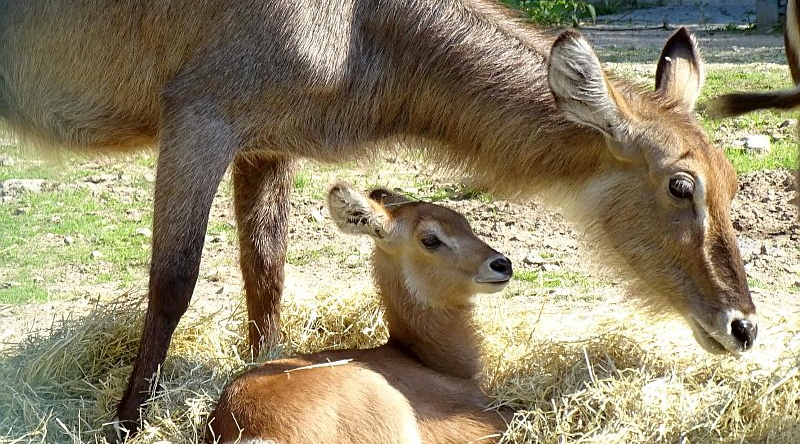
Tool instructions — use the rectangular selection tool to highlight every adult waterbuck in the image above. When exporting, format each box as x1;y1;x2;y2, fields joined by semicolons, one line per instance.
0;0;757;437
207;182;512;444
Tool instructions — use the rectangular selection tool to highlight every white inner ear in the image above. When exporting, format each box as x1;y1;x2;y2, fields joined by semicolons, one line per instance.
327;184;389;239
548;34;622;137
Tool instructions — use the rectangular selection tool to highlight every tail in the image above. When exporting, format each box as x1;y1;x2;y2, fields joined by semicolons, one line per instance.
708;86;800;118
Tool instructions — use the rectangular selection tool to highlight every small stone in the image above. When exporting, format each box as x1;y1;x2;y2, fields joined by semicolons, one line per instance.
345;254;361;268
0;155;15;166
778;119;796;128
784;264;800;274
510;231;529;242
523;252;545;265
90;250;103;259
207;270;222;282
541;262;561;272
309;208;326;223
64;236;74;246
743;135;771;155
1;179;47;194
135;227;152;238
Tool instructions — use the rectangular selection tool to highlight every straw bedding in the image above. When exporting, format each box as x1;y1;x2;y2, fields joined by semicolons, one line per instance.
1;283;798;444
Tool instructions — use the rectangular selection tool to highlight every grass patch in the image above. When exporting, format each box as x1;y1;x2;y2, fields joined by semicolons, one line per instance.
0;142;154;304
287;244;339;267
516;269;590;289
698;65;797;174
0;186;152;303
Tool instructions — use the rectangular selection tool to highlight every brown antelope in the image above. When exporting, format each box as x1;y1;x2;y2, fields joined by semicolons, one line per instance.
207;182;511;444
0;1;757;437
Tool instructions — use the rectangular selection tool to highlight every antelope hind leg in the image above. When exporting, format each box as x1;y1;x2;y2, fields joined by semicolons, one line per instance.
232;153;295;355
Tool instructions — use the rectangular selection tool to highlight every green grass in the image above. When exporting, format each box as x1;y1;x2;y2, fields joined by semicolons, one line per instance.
0;185;152;303
287;244;339;267
0;145;153;303
698;65;798;174
516;269;590;288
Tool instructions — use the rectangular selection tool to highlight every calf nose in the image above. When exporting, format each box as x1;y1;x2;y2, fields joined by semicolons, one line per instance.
489;256;513;277
731;318;757;351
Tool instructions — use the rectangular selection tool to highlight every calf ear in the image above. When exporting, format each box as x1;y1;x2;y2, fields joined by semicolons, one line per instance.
327;182;391;239
655;27;705;110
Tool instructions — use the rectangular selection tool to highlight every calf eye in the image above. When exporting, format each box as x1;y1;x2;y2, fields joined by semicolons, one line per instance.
668;175;694;200
420;235;442;249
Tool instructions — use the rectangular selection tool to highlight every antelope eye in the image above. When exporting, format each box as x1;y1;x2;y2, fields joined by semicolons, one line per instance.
420;235;442;249
668;175;694;200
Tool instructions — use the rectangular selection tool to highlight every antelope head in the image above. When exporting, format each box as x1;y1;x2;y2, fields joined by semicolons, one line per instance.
327;182;513;306
547;28;757;354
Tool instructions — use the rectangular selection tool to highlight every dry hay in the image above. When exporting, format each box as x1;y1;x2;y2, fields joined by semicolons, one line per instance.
0;283;798;444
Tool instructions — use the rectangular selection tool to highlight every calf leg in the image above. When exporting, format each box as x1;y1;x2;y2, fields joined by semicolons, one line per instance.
113;107;238;440
232;154;295;354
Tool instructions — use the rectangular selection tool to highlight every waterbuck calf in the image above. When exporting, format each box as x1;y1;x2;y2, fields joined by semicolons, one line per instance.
0;0;757;437
207;183;511;444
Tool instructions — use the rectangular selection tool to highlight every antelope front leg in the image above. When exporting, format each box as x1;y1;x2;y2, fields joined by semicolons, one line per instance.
113;109;238;441
232;154;294;355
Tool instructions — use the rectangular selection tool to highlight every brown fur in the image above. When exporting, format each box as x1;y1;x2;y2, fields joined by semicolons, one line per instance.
206;184;510;444
0;1;755;436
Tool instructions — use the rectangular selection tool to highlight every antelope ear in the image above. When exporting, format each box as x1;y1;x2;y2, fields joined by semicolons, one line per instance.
548;31;638;162
655;27;705;110
327;182;391;239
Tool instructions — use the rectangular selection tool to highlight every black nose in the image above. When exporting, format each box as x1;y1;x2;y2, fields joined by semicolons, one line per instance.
731;319;757;351
489;256;513;277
